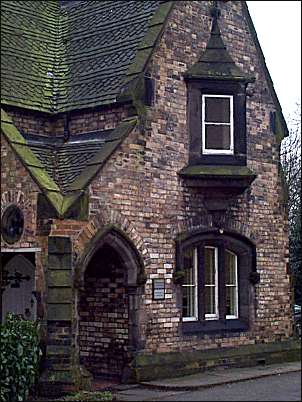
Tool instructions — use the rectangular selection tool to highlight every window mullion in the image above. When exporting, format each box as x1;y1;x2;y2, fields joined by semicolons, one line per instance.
218;245;226;320
197;244;204;321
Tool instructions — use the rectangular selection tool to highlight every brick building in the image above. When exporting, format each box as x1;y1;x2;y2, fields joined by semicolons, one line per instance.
1;0;299;394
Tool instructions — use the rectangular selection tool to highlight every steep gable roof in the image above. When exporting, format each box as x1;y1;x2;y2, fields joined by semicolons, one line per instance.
1;1;289;220
184;14;254;83
1;108;137;217
1;0;173;113
1;1;287;139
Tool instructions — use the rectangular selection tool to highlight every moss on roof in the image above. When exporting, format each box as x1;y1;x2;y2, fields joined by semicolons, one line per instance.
1;0;173;114
1;1;287;140
1;108;137;217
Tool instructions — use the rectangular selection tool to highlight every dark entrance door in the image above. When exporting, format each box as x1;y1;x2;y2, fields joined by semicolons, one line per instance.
78;244;129;379
1;253;36;322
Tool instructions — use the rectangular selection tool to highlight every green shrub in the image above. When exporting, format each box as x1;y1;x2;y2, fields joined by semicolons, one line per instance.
0;314;42;402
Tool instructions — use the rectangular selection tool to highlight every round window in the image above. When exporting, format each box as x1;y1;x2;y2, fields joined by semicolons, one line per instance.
1;205;24;244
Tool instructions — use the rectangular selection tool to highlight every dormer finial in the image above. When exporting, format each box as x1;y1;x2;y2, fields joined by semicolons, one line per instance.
183;0;255;83
210;1;221;20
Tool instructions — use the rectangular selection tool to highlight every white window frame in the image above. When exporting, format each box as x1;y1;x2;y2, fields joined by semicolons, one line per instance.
202;94;234;155
182;248;198;321
204;246;219;320
225;250;238;319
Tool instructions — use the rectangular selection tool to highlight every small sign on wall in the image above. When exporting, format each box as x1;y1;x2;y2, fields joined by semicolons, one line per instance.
152;279;165;300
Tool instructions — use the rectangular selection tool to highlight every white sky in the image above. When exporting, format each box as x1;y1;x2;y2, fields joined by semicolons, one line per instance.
246;1;301;127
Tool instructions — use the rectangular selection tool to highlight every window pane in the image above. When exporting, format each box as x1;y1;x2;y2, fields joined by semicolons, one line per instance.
205;247;215;285
182;248;197;319
225;251;236;285
205;125;230;150
205;97;230;123
183;248;194;285
204;247;218;318
225;250;238;318
182;286;196;318
204;286;215;315
226;286;237;316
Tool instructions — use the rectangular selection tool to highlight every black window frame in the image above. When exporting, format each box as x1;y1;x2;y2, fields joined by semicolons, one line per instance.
187;80;247;166
176;231;256;334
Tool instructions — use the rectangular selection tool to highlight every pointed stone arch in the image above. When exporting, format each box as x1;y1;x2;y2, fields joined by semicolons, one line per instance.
74;225;146;288
74;206;150;272
75;224;147;381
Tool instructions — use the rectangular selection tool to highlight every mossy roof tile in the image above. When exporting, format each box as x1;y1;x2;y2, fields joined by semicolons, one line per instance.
1;0;163;113
1;0;288;139
1;107;137;217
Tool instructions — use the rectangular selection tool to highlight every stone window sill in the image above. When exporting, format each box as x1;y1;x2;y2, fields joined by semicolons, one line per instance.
182;319;249;335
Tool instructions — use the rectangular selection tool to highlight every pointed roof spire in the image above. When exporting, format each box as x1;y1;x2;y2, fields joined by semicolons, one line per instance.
184;2;254;83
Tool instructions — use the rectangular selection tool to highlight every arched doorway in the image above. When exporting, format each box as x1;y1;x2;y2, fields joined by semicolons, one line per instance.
77;229;144;380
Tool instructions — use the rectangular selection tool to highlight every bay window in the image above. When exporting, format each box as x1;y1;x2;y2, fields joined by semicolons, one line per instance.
186;81;248;166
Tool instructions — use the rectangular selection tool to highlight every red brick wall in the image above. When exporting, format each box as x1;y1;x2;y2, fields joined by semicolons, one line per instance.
140;0;290;349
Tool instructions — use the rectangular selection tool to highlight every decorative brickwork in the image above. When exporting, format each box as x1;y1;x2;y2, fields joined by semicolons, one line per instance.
1;136;47;318
1;137;39;249
74;205;150;270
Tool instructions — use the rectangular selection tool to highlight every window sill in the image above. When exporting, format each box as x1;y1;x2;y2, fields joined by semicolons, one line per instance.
178;164;256;194
182;319;249;335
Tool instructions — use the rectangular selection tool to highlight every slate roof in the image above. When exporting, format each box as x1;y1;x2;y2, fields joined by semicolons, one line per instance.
24;131;113;194
1;1;289;217
1;109;137;216
1;0;288;137
1;0;172;113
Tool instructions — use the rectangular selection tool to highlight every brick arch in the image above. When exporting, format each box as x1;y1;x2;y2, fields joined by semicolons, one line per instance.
1;190;31;214
74;225;147;289
173;214;258;244
74;207;150;269
1;190;33;246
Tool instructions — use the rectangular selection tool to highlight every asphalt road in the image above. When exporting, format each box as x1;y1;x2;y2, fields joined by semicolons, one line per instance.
114;372;301;401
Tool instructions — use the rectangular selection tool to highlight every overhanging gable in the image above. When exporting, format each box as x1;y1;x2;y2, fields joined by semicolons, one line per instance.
1;108;137;217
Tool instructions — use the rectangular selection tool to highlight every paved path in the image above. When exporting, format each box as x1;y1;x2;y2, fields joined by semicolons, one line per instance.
113;362;301;401
113;372;301;401
140;362;301;390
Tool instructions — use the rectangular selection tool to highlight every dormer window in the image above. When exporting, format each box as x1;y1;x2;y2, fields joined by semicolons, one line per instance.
202;94;234;155
185;81;248;166
179;9;257;224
